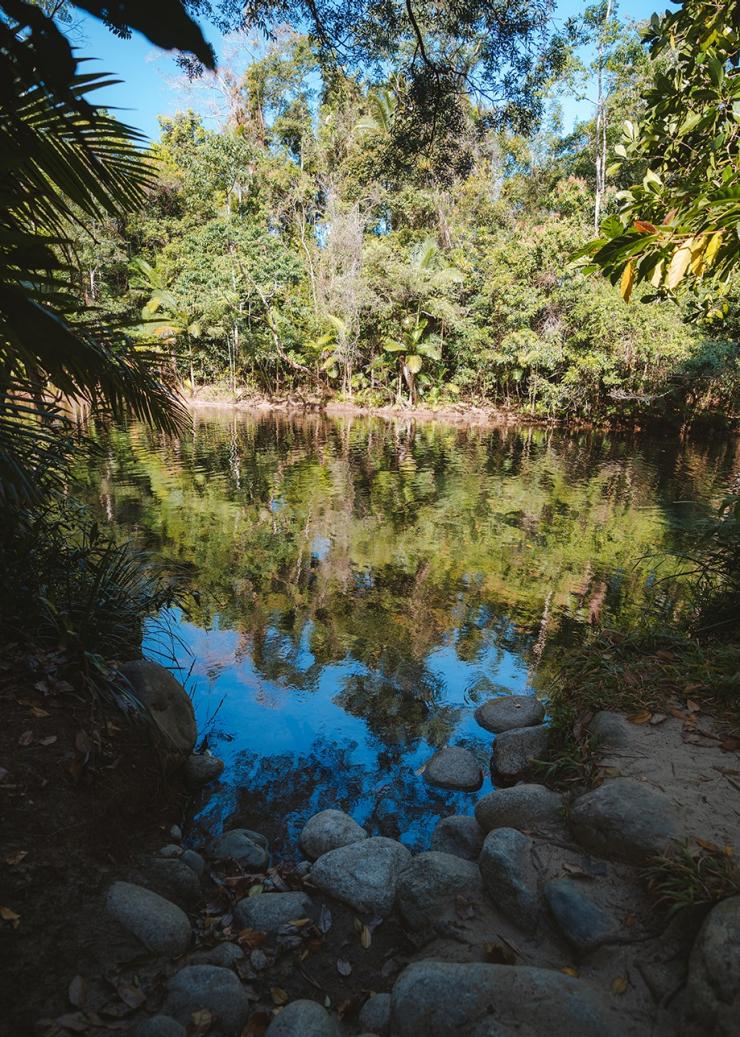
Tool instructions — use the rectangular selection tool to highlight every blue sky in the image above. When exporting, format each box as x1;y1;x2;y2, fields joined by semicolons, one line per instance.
70;0;664;142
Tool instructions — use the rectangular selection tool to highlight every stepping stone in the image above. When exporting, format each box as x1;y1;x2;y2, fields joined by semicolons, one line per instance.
310;837;411;915
569;777;681;864
423;747;482;791
106;881;191;957
475;784;563;835
431;815;484;860
475;694;545;733
478;828;540;933
491;725;550;786
299;809;368;860
396;851;481;930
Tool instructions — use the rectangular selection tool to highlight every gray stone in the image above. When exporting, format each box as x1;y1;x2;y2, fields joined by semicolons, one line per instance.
683;895;740;1037
189;942;245;968
234;891;315;933
105;881;191;957
544;879;617;952
431;815;484;861
159;844;182;858
134;857;201;907
358;992;391;1035
396;851;481;930
184;752;225;789
475;784;564;835
490;725;550;786
266;999;339;1037
208;828;269;868
163;965;251;1036
182;849;206;876
569;777;681;864
589;710;634;749
299;809;368;860
478;828;540;932
390;960;621;1037
474;695;545;734
424;747;482;791
169;824;182;841
133;1016;186;1037
310;837;412;915
118;660;196;760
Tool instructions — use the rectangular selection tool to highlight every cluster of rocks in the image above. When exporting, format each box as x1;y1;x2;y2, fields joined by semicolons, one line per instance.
94;671;740;1036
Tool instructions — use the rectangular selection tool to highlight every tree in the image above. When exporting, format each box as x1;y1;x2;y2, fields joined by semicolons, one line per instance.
579;0;740;306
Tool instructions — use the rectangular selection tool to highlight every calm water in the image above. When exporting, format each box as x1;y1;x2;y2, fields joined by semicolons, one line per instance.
84;411;738;851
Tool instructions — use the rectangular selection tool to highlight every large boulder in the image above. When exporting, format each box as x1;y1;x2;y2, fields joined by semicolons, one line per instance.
474;695;545;734
310;837;412;915
544;879;617;953
569;778;681;864
431;816;484;861
234;891;315;934
490;725;550;786
424;747;483;792
478;828;540;933
266;999;339;1037
299;809;368;860
208;828;269;868
163;965;251;1036
117;660;196;762
105;881;191;957
475;784;563;836
683;895;740;1037
389;960;622;1037
396;851;481;930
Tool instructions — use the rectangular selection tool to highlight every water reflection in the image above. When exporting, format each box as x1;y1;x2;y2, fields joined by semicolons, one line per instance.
83;411;739;849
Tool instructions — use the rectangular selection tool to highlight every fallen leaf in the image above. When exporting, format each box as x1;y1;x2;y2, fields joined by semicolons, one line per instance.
248;884;264;897
31;705;50;718
242;1011;271;1036
336;958;352;976
39;735;57;746
649;713;667;725
624;913;637;928
611;975;629;995
270;987;288;1006
686;699;701;713
360;924;371;949
561;966;578;977
695;837;720;853
68;975;86;1008
628;711;651;725
191;1007;214;1035
285;916;311;927
115;982;145;1009
724;845;734;858
4;850;27;866
18;730;33;746
238;927;267;949
484;942;517;965
720;737;740;752
318;904;332;933
0;905;20;928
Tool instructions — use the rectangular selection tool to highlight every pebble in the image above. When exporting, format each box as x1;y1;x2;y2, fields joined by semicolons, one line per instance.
181;849;206;876
474;694;545;733
169;824;182;842
106;881;191;957
358;992;391;1035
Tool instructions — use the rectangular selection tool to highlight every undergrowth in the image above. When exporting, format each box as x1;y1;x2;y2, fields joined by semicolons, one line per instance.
643;843;740;915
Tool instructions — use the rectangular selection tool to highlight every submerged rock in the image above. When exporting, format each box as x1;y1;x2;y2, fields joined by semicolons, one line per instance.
208;828;269;867
544;879;618;952
475;784;563;836
184;752;225;789
683;894;740;1037
105;881;191;957
164;965;251;1036
423;747;483;791
569;777;681;864
299;809;368;860
117;660;196;761
266;999;339;1036
358;992;391;1036
310;837;412;915
389;960;622;1037
478;828;540;932
396;851;481;930
234;891;315;934
474;695;545;734
490;725;550;786
431;815;484;861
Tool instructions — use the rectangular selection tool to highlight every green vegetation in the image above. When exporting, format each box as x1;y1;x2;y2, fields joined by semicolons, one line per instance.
643;843;740;915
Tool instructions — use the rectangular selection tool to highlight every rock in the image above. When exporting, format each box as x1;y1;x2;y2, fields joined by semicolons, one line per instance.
266;999;339;1037
544;879;617;952
117;660;196;761
431;815;484;861
475;784;564;836
589;711;634;749
234;891;315;934
159;844;182;858
310;837;412;915
208;828;269;867
181;849;206;876
397;851;481;930
189;942;245;968
490;725;550;786
169;824;182;841
106;881;191;957
163;965;251;1036
133;1017;186;1037
569;778;681;864
134;857;201;907
299;809;368;860
359;992;391;1035
423;747;482;791
184;752;225;789
478;828;540;932
683;895;740;1037
390;961;621;1037
474;695;545;734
